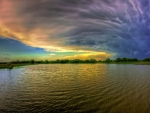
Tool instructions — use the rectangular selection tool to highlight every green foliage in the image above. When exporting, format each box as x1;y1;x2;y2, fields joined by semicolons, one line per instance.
105;58;111;63
116;58;138;62
45;60;49;64
30;60;35;64
89;59;97;63
143;58;150;61
116;58;122;62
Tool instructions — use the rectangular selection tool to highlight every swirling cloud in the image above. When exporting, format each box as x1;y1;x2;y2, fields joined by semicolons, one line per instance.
0;0;150;60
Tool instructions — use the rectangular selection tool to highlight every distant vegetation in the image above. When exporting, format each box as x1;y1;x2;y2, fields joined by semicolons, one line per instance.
1;58;150;69
104;58;138;63
0;57;150;64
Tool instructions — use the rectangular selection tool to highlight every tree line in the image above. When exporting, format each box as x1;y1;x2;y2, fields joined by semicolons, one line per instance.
1;57;150;64
10;59;97;64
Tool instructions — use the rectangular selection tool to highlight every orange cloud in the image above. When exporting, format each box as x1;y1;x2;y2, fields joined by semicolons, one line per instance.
64;52;110;60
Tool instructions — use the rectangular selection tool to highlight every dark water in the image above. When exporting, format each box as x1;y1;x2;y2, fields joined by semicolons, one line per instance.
0;64;150;113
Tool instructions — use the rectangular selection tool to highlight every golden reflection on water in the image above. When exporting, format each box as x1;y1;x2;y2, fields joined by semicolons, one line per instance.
0;64;150;113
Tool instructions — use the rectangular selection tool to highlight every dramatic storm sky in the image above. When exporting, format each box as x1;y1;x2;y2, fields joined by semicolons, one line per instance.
0;0;150;61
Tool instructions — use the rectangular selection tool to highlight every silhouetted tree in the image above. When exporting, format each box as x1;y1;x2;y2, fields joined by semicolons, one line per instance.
143;58;150;61
45;60;49;64
30;60;35;64
116;58;122;62
122;58;128;62
105;58;111;63
89;59;97;63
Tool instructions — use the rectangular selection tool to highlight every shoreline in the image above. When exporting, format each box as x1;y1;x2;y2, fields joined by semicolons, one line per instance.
1;61;150;69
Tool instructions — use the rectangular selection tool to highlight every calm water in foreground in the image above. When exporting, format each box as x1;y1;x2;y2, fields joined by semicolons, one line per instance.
0;64;150;113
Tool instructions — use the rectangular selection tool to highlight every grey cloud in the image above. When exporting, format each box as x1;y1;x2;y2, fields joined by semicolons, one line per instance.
5;0;150;59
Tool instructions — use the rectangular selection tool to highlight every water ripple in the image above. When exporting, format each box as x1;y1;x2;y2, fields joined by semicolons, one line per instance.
0;64;150;113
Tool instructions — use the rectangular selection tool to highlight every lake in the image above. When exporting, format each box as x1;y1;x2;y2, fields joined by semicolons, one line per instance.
0;64;150;113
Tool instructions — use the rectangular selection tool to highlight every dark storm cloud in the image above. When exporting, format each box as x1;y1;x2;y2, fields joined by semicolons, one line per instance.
1;0;150;59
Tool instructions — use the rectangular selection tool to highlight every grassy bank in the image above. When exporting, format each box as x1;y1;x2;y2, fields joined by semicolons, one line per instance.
0;64;31;69
101;61;150;65
134;61;150;65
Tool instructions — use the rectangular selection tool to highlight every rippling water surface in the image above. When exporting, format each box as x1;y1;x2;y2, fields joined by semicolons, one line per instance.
0;64;150;113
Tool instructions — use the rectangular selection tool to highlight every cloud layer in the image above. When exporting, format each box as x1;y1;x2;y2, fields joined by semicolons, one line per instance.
0;0;150;59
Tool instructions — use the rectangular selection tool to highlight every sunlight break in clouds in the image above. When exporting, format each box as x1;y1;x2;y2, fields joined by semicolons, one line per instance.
64;52;110;60
49;54;56;56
